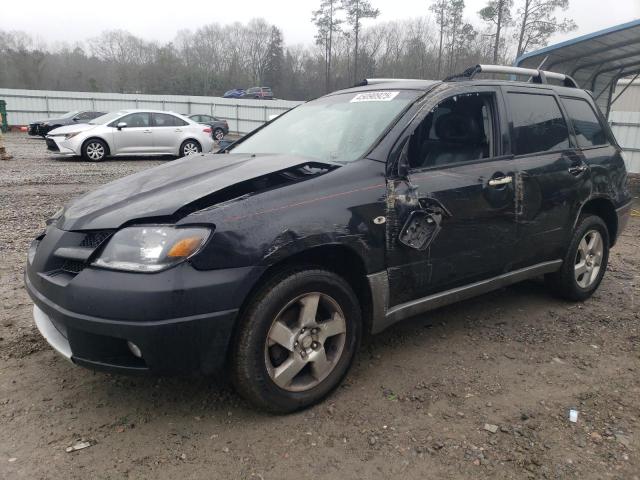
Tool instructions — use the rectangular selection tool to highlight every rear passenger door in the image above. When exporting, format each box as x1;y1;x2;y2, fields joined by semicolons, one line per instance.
503;88;590;268
151;113;189;154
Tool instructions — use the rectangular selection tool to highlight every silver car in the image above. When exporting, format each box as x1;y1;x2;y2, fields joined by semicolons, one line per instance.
45;110;216;161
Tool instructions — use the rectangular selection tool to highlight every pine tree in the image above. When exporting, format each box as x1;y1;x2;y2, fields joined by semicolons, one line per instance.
313;0;343;92
342;0;380;83
479;0;513;63
264;26;284;93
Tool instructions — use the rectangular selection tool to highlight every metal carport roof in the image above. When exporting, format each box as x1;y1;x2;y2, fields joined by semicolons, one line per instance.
515;19;640;116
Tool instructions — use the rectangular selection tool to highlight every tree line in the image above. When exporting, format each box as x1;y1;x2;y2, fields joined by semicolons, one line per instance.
0;0;575;101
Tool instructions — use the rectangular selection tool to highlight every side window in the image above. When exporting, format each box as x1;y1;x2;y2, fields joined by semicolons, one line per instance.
561;97;608;148
408;92;496;170
153;113;187;127
507;92;570;155
201;115;213;122
191;115;201;122
114;113;150;128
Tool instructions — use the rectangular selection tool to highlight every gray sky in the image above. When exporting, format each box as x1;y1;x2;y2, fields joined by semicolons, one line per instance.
3;0;639;50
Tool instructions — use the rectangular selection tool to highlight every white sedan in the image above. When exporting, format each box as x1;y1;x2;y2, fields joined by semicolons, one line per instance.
45;109;216;161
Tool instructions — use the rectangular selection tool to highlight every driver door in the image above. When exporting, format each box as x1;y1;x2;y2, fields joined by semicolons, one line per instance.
386;87;519;306
110;112;153;154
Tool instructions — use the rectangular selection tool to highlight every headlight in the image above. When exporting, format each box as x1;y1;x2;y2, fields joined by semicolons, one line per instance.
92;226;211;273
65;132;81;139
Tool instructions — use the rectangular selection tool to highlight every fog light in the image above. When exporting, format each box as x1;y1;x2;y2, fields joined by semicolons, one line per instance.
127;341;142;358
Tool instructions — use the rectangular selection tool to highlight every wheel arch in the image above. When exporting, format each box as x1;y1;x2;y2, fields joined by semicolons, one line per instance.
576;197;618;247
81;136;111;156
236;243;374;338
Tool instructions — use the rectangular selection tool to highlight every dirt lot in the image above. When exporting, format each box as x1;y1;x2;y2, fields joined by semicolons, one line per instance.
1;132;639;479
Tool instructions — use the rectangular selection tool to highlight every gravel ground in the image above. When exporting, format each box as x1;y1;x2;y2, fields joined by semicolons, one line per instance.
1;132;639;479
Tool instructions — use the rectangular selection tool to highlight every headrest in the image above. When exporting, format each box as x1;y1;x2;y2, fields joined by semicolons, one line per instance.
434;112;482;144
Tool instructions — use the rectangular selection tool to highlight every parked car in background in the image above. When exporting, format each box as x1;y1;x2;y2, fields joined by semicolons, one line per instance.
241;87;274;99
45;109;214;161
28;110;106;137
223;89;246;99
188;114;229;142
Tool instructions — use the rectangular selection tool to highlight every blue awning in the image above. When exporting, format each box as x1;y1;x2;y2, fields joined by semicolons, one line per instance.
515;19;640;115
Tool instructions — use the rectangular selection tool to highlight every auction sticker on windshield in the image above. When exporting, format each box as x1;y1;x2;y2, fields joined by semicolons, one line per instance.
350;91;400;102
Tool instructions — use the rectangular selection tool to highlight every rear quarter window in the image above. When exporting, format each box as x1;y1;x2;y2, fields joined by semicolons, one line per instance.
507;92;570;156
561;97;608;148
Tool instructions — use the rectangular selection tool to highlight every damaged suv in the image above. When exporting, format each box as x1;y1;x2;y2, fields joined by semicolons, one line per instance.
26;65;632;412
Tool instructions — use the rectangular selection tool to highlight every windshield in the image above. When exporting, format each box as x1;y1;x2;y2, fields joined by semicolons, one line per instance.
231;90;419;164
61;110;80;119
89;111;128;125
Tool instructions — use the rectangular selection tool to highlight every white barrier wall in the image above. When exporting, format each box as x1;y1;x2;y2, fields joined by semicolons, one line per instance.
0;88;303;134
610;111;640;174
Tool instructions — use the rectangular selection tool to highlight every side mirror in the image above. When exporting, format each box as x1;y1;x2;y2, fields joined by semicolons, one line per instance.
72;116;80;122
116;122;127;130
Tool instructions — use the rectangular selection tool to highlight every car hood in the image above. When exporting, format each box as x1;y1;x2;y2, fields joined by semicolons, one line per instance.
60;153;336;230
47;124;96;136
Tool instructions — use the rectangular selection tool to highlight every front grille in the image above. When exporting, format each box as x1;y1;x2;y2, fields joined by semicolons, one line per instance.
61;259;85;274
80;231;113;248
45;230;113;278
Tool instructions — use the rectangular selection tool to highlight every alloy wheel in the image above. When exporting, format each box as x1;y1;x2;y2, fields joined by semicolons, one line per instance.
214;129;224;141
183;143;199;156
86;142;105;160
574;229;604;289
264;292;347;392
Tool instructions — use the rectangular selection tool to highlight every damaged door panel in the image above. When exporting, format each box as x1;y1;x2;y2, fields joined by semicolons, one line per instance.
385;86;519;306
398;198;450;250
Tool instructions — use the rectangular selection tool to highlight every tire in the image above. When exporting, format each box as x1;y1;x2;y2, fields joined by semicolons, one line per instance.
545;214;610;301
231;267;362;413
82;138;107;162
213;128;225;142
180;140;201;157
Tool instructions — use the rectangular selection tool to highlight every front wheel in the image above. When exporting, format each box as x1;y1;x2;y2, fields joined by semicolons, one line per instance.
82;139;107;162
231;268;361;413
180;140;201;157
545;214;610;301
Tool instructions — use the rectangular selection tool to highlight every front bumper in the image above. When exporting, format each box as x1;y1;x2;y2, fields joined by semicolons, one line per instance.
45;136;77;155
29;292;238;375
26;231;264;374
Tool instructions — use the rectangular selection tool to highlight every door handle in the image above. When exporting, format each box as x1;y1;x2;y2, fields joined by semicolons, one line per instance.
175;129;183;132
488;175;513;187
143;129;152;133
568;164;588;175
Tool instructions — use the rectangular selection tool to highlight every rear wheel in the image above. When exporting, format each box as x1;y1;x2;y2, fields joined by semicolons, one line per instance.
231;268;361;413
82;139;107;162
213;128;224;142
545;214;609;301
180;140;201;157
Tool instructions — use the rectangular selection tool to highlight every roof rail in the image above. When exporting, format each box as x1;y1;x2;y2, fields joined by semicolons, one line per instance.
445;64;579;88
354;78;428;87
